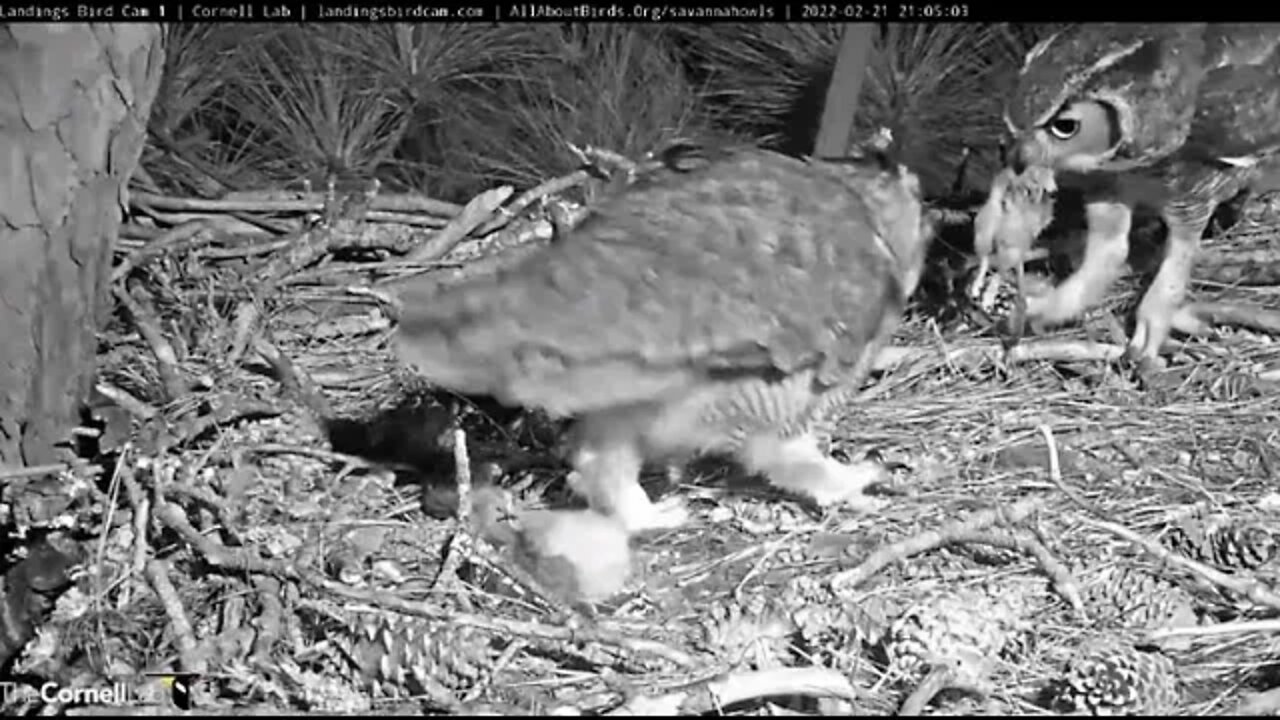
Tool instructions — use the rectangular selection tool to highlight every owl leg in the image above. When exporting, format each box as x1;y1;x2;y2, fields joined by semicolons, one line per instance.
569;410;689;534
1025;200;1131;325
967;255;993;300
1127;206;1212;369
738;432;888;512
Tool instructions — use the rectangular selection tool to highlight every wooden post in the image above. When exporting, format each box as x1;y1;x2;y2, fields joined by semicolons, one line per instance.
812;24;876;159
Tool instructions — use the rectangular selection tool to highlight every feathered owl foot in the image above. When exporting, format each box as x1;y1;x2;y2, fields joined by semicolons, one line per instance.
741;434;889;514
1125;303;1184;381
617;494;691;534
567;469;691;535
796;458;891;513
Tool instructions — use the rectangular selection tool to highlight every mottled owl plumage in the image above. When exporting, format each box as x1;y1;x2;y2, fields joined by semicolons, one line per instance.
394;144;933;534
999;23;1280;368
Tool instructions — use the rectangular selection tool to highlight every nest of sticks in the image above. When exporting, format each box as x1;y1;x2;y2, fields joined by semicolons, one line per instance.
5;142;1280;715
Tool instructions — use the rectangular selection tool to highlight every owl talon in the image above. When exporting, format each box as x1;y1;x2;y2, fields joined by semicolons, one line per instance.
1128;292;1178;368
805;459;890;513
743;434;891;514
1123;341;1168;376
623;495;691;533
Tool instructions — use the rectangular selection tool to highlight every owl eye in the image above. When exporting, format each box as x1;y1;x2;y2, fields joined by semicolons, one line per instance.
1047;117;1081;140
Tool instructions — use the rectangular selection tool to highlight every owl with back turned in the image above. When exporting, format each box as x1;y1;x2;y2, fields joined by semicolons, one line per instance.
393;142;934;535
1001;23;1280;369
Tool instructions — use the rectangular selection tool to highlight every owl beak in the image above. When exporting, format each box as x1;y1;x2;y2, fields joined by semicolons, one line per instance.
1008;135;1047;176
1009;150;1027;175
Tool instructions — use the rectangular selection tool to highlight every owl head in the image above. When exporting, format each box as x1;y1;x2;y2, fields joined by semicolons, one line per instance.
1005;24;1209;174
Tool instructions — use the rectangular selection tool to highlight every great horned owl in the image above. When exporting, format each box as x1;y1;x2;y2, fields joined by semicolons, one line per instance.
1001;23;1280;368
393;144;934;535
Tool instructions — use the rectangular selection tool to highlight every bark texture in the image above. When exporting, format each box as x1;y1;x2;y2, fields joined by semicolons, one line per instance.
0;24;164;466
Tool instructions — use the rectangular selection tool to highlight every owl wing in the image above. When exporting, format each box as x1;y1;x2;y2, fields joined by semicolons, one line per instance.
393;150;907;417
1185;43;1280;161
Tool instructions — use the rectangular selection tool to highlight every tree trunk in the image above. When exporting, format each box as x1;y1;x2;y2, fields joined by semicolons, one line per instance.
0;24;164;467
813;23;875;159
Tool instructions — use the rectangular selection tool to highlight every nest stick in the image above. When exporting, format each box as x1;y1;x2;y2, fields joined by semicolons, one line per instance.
829;498;1042;592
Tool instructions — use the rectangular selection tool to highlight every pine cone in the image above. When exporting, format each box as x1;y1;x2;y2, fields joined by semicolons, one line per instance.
1165;510;1279;571
342;615;493;700
882;585;1032;688
1080;565;1200;632
1055;640;1180;716
793;594;903;671
698;595;797;671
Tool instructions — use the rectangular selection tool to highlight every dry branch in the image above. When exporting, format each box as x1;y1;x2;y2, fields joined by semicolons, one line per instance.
136;188;462;219
871;338;1128;375
597;667;860;716
251;336;333;419
112;284;186;401
324;579;693;668
475;169;592;236
1184;300;1280;336
406;186;513;262
1079;516;1280;613
829;498;1043;593
111;221;212;282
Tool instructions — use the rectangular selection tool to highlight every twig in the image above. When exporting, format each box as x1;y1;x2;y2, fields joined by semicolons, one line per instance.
404;240;547;291
111;221;212;283
1036;426;1280;612
92;444;130;605
251;336;333;420
599;667;860;716
360;210;447;228
575;143;639;177
250;575;286;664
94;381;157;420
245;443;381;470
132;188;461;219
153;499;302;579
453;428;474;524
1184;300;1280;336
0;462;81;482
113;284;186;401
947;528;1085;617
1145;617;1280;643
433;429;475;596
406;186;514;263
226;300;260;367
899;663;958;716
871;339;1128;375
322;580;692;667
145;559;206;675
161;482;246;547
122;459;150;608
462;639;527;703
145;398;282;455
475;170;592;236
256;225;335;286
829;498;1043;593
1036;425;1107;519
1080;515;1280;613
